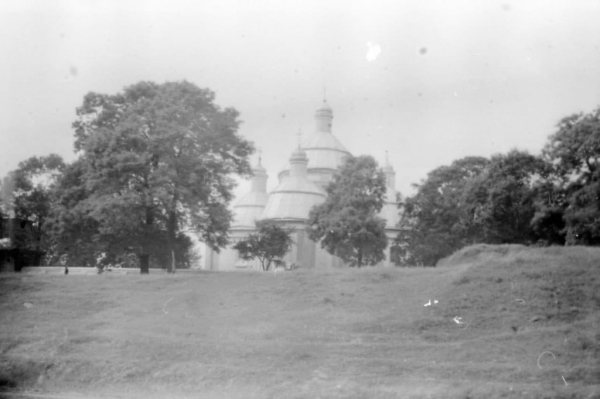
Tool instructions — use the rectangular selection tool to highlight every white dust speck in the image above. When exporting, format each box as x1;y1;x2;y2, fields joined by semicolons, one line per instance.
366;42;381;62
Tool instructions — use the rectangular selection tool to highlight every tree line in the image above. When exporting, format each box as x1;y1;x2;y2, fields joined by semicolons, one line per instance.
395;108;600;265
2;79;599;271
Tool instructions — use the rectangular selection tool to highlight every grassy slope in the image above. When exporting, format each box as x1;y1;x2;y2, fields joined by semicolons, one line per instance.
0;246;599;399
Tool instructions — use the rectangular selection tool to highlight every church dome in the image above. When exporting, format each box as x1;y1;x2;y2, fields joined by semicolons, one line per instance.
290;146;308;163
302;129;351;171
278;101;352;189
231;159;269;228
261;147;325;221
315;100;333;118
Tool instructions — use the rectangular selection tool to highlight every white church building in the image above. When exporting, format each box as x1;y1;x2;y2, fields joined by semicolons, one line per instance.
203;101;400;270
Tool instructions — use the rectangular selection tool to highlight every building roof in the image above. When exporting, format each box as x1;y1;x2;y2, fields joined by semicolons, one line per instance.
302;130;351;171
278;101;351;184
232;192;269;228
261;147;326;221
231;160;269;229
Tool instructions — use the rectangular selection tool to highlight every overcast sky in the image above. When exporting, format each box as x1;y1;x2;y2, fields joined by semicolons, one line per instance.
1;0;600;197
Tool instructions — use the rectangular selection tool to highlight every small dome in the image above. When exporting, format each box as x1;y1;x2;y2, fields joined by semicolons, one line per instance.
315;100;333;118
278;100;351;188
290;146;308;163
261;147;325;221
252;159;267;176
320;100;332;112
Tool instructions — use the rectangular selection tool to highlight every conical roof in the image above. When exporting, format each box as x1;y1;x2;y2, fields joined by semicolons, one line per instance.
232;159;269;229
261;147;326;221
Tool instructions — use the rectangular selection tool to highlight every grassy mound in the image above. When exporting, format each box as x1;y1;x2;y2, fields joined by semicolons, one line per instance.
417;244;600;394
436;243;530;267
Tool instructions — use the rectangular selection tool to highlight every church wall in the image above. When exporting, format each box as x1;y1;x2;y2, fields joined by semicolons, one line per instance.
206;233;400;270
204;243;263;271
204;223;400;271
295;229;316;269
204;228;265;271
204;248;217;270
374;229;400;268
314;245;335;269
217;246;238;271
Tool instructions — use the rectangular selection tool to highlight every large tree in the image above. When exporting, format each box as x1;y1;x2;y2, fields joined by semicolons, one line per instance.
462;150;549;245
233;220;294;271
62;81;254;273
541;108;600;245
307;155;388;268
395;156;489;266
1;154;65;264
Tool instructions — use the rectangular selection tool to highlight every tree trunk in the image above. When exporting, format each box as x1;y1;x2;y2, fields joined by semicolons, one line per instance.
139;254;150;274
140;201;154;275
166;210;177;273
171;249;176;273
357;247;363;268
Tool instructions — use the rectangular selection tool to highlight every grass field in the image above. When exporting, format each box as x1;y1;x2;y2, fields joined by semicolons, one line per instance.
1;245;599;399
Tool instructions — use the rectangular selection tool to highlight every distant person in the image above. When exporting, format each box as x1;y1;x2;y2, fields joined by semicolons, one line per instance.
64;266;69;275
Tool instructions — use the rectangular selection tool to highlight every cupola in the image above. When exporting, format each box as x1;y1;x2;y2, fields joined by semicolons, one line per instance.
261;147;325;221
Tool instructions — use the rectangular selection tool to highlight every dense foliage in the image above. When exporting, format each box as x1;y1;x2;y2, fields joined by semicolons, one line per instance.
59;81;254;273
307;155;388;267
540;109;600;245
233;220;294;271
397;106;600;265
462;150;549;245
395;156;489;266
0;154;65;264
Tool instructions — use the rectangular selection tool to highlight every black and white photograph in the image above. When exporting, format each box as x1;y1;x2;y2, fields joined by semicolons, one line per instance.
1;1;600;398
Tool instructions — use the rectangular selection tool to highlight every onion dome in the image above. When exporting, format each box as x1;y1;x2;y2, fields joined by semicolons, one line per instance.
278;101;351;189
261;147;326;221
231;159;269;229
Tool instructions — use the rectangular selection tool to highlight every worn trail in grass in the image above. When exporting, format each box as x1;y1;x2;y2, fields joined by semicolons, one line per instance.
1;246;599;398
